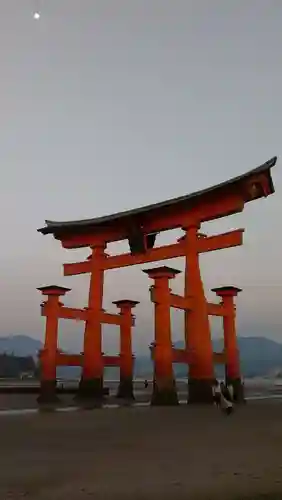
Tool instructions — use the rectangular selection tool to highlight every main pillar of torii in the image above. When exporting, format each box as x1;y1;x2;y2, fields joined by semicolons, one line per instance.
37;157;276;403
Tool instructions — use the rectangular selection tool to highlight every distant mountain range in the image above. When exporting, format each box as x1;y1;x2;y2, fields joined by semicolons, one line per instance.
1;335;282;379
215;337;282;378
0;335;43;359
136;337;282;378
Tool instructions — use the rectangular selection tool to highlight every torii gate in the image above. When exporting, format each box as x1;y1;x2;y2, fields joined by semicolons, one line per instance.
37;156;277;404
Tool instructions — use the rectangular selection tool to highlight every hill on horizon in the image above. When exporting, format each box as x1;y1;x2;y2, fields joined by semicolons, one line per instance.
1;334;282;378
0;335;43;359
136;336;282;378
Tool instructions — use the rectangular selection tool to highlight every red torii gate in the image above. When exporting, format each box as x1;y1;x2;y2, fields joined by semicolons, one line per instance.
37;156;276;404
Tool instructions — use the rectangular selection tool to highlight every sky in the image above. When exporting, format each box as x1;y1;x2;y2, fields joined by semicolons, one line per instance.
0;0;281;355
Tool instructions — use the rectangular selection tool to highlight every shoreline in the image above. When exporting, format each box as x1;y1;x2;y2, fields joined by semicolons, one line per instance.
0;391;282;417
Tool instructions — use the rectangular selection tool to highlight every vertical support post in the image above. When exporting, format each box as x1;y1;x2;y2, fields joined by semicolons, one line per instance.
143;266;179;406
149;342;156;392
37;285;71;404
113;299;139;400
78;244;106;402
183;225;214;403
212;286;244;402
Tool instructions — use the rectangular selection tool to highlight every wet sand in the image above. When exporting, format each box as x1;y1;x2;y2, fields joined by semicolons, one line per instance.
1;401;282;499
0;379;281;410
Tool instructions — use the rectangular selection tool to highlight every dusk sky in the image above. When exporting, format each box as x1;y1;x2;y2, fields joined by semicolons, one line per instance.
0;0;281;355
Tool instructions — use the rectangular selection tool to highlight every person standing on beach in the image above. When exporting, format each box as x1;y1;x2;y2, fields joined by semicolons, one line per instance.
219;383;234;415
220;382;230;401
212;380;221;407
227;383;234;402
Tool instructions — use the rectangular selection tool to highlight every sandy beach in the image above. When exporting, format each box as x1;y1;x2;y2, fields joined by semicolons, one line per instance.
0;400;282;499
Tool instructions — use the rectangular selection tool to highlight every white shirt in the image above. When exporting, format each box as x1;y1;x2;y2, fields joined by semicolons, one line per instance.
227;384;234;400
220;393;233;409
213;385;221;395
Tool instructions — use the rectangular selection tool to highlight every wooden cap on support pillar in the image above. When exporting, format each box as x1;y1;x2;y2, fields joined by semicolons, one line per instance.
211;286;242;297
112;300;139;308
143;266;181;280
37;285;71;296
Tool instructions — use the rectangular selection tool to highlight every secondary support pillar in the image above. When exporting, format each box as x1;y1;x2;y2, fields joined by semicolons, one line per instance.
183;225;215;403
78;244;106;402
143;266;179;406
212;286;244;402
37;285;71;404
113;300;139;400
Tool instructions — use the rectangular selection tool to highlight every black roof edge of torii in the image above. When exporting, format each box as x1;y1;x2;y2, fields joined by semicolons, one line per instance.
38;156;277;236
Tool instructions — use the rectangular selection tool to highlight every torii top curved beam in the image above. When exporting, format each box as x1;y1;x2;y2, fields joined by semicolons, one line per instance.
38;156;277;248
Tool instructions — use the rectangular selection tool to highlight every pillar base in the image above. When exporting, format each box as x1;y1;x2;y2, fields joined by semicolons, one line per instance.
75;377;104;404
151;379;178;406
37;380;60;405
116;377;135;400
188;378;214;404
226;377;245;403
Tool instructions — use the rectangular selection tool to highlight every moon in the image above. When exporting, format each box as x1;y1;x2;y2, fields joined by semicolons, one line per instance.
33;12;41;20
